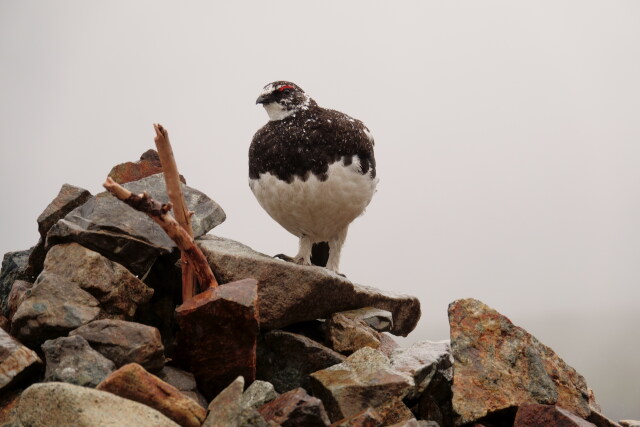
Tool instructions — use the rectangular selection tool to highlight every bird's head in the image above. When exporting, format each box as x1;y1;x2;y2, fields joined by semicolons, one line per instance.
256;81;314;121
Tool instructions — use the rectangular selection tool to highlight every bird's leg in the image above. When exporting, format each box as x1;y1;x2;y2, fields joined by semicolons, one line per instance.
326;227;348;273
293;235;313;266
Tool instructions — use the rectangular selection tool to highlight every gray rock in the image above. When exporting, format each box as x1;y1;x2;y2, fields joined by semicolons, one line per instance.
158;366;208;408
338;307;394;332
70;319;165;372
0;327;42;391
241;380;278;410
0;249;32;317
46;173;226;276
197;235;421;336
42;243;153;319
620;421;640;427
11;271;101;348
310;346;413;422
204;376;270;427
257;330;345;393
26;184;92;279
390;340;453;399
17;382;179;426
42;335;115;387
12;244;153;348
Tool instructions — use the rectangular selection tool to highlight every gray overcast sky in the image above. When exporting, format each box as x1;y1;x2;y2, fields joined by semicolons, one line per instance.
1;0;638;420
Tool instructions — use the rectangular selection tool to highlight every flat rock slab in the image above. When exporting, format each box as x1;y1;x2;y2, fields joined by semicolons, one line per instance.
449;298;595;425
310;346;413;422
257;330;345;393
97;363;206;427
197;235;420;336
17;382;179;426
46;173;226;275
258;387;331;427
42;335;115;387
70;319;165;372
0;327;42;391
514;404;596;426
176;279;259;401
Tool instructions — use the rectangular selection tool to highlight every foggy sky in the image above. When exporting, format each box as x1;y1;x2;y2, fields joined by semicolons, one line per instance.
1;1;638;420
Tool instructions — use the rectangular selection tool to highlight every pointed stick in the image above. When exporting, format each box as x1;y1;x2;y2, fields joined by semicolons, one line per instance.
152;124;202;300
103;177;218;289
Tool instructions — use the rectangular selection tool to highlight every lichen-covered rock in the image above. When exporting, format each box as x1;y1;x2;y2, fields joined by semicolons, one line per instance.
257;330;345;393
0;328;42;391
46;173;225;275
17;382;179;426
310;347;413;422
325;312;382;354
70;319;165;372
97;363;206;427
241;380;278;410
390;340;452;400
42;335;115;387
12;244;153;348
197;235;420;336
449;298;595;425
258;387;331;427
204;376;270;427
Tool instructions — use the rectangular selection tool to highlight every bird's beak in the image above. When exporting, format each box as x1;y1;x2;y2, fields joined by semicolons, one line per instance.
256;93;274;105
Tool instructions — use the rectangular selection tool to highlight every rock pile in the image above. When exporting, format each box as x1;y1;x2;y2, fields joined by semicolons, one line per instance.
0;151;632;426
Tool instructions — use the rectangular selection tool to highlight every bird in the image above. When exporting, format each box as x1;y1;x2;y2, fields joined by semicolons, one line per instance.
249;81;377;274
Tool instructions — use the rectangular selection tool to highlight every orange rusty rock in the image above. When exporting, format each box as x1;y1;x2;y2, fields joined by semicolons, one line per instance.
108;149;186;185
97;363;205;427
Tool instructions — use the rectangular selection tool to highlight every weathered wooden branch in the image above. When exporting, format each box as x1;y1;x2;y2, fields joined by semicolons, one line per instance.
103;177;218;290
153;124;198;300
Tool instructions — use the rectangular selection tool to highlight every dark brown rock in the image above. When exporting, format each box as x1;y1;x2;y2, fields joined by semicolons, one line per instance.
158;366;207;408
0;388;21;425
587;411;622;427
514;404;596;426
0;315;8;333
175;279;259;400
326;312;382;354
42;335;115;387
108;149;186;185
258;387;331;427
257;330;345;393
70;319;165;372
97;363;206;427
449;298;595;425
0;328;42;391
310;347;413;422
6;280;32;321
0;248;32;318
197;235;420;336
25;183;92;279
46;173;225;276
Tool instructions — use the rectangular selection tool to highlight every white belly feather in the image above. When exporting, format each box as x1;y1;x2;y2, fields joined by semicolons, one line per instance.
249;156;377;242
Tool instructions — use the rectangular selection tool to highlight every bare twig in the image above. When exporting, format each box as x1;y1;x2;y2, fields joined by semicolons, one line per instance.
153;124;199;300
103;177;218;290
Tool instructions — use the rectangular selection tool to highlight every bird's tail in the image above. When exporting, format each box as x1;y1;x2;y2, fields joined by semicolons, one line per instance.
311;242;329;267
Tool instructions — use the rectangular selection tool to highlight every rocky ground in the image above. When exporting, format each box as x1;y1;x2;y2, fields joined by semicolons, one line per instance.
0;150;637;427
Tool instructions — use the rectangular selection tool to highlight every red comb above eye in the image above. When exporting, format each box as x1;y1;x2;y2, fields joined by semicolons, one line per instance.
278;85;295;92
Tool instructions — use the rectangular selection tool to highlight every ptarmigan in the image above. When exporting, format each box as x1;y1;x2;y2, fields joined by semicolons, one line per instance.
249;81;377;274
